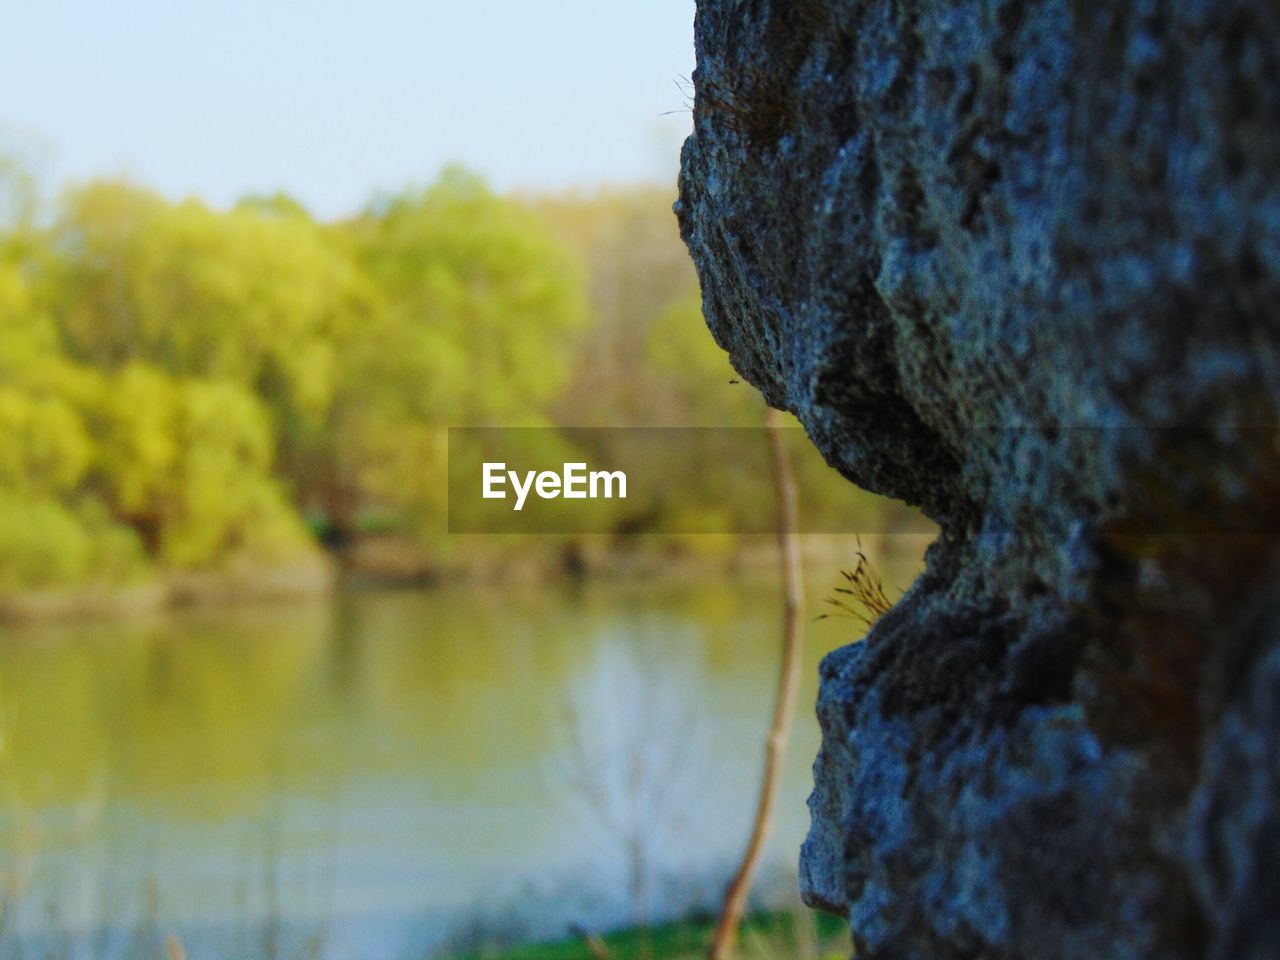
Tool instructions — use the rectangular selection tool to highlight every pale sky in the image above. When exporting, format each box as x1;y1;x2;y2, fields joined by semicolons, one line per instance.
0;1;696;219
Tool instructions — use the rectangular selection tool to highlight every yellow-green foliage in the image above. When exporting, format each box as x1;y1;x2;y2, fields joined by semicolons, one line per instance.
48;181;370;424
351;166;589;424
0;184;326;587
94;368;310;569
0;165;597;589
0;156;915;593
647;291;761;426
324;167;589;538
0;257;146;589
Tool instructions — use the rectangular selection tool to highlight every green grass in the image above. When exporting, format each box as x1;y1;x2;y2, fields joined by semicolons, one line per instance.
443;909;850;960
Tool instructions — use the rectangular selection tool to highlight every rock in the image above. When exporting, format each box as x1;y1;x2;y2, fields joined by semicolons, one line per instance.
676;2;1280;957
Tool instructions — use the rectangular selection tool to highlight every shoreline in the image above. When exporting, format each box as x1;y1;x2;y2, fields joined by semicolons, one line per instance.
0;555;336;624
0;531;935;624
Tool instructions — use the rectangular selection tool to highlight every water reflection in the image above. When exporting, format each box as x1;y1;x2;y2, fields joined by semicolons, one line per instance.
0;538;929;958
558;627;709;927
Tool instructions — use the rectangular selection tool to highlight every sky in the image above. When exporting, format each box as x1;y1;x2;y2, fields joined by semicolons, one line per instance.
0;0;696;219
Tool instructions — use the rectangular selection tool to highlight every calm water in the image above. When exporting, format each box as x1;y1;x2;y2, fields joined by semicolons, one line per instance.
0;542;926;959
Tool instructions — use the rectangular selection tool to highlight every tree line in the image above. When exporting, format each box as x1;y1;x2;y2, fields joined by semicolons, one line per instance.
0;162;912;598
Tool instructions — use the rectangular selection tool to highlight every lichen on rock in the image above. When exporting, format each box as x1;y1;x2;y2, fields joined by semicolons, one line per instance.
676;2;1280;957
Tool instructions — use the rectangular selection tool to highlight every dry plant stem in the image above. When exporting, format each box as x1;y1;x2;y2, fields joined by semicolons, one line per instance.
571;924;611;960
708;405;805;960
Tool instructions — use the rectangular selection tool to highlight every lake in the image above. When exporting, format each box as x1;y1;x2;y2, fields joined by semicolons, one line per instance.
0;539;928;959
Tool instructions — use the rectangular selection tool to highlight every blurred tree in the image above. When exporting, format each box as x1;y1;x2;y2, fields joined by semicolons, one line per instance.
93;364;311;569
533;187;701;426
0;249;148;590
354;167;588;425
335;167;589;541
0;166;922;599
47;181;364;423
645;291;759;427
0;151;36;236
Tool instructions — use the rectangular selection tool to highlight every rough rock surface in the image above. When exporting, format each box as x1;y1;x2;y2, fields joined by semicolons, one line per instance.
676;2;1280;958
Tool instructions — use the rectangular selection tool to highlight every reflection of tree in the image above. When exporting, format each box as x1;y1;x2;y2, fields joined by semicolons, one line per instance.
558;634;704;928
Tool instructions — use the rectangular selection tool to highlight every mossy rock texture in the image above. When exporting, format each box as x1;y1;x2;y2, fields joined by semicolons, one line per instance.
677;2;1280;958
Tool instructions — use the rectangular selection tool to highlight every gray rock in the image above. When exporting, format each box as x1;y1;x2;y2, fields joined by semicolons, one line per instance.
676;2;1280;957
